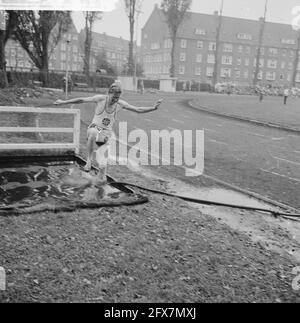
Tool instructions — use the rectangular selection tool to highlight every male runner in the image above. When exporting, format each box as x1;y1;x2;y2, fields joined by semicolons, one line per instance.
54;82;162;181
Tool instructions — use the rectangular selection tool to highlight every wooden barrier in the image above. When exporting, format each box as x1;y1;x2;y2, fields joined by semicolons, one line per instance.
0;106;81;155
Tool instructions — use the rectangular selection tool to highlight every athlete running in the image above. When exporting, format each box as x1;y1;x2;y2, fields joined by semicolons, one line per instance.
54;82;163;182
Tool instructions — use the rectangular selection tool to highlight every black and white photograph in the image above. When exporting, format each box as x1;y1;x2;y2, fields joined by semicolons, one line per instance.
0;0;299;306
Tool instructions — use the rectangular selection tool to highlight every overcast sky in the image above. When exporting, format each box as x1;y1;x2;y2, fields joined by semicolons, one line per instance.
72;0;300;44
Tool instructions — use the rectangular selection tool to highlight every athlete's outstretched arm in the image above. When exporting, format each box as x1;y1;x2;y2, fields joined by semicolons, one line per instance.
121;99;163;113
54;95;106;106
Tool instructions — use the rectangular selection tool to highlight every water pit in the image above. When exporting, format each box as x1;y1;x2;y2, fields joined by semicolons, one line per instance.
0;156;147;215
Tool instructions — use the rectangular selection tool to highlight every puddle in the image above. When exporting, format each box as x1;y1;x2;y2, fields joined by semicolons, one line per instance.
168;182;274;210
126;163;300;263
167;179;300;264
0;161;122;207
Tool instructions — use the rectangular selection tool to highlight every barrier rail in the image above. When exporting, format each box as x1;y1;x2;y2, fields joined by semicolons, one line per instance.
0;106;81;155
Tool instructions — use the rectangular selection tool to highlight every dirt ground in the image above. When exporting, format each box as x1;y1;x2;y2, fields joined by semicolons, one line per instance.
0;89;300;303
0;163;299;303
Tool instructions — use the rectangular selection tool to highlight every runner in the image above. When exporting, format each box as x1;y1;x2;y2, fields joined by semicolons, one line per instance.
54;82;163;182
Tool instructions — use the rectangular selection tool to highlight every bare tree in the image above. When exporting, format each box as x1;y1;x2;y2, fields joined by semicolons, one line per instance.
292;30;300;87
13;11;72;86
212;0;224;88
0;11;18;88
124;0;143;76
253;0;268;86
83;11;102;83
161;0;192;78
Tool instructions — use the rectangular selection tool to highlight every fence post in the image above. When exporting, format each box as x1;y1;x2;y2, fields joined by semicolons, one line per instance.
73;107;81;155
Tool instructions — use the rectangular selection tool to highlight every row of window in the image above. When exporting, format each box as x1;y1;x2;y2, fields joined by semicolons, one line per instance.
144;32;296;46
144;51;295;70
177;65;290;81
149;39;296;57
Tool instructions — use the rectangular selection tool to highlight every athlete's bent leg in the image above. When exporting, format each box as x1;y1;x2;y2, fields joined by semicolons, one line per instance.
84;128;98;171
95;142;110;183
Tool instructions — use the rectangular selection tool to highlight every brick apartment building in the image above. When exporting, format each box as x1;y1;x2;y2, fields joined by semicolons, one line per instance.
5;20;140;75
5;21;82;72
79;31;141;74
141;5;300;86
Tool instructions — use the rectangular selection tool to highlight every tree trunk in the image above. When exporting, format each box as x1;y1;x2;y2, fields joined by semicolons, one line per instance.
40;38;49;87
0;30;8;88
292;30;300;87
84;14;91;84
128;20;135;76
170;33;177;78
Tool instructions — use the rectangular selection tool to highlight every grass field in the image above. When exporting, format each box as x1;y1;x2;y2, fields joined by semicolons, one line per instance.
191;93;300;130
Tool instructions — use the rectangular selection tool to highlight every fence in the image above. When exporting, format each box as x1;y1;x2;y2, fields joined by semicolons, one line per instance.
0;106;81;155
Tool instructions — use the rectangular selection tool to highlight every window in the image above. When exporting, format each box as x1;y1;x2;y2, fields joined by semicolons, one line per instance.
72;35;78;41
61;53;66;61
287;73;292;82
288;62;293;70
61;43;66;51
195;67;201;75
223;43;233;52
72;47;78;53
246;47;251;54
237;33;252;40
206;67;214;77
238;45;243;53
256;71;263;80
281;39;296;45
72;64;77;71
209;42;216;51
290;50;295;57
269;48;278;56
221;68;231;78
244;70;249;79
235;70;241;78
237;57;242;65
260;47;265;55
254;58;264;67
266;71;276;80
195;28;206;35
207;54;215;64
267;59;277;69
196;54;202;63
222;55;232;65
245;58;249;66
179;65;185;74
180;53;186;62
164;38;172;49
197;41;203;49
280;74;284;80
151;42;160;50
281;61;286;69
181;39;187;48
282;49;287;56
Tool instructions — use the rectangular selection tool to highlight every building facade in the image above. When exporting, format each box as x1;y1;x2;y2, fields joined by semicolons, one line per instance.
5;21;81;72
5;21;140;75
141;5;300;86
78;30;141;74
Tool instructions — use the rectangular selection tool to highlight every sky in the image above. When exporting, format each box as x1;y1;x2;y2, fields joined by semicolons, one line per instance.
72;0;300;44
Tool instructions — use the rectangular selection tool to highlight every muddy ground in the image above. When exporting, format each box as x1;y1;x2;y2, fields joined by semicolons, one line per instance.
0;89;300;303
